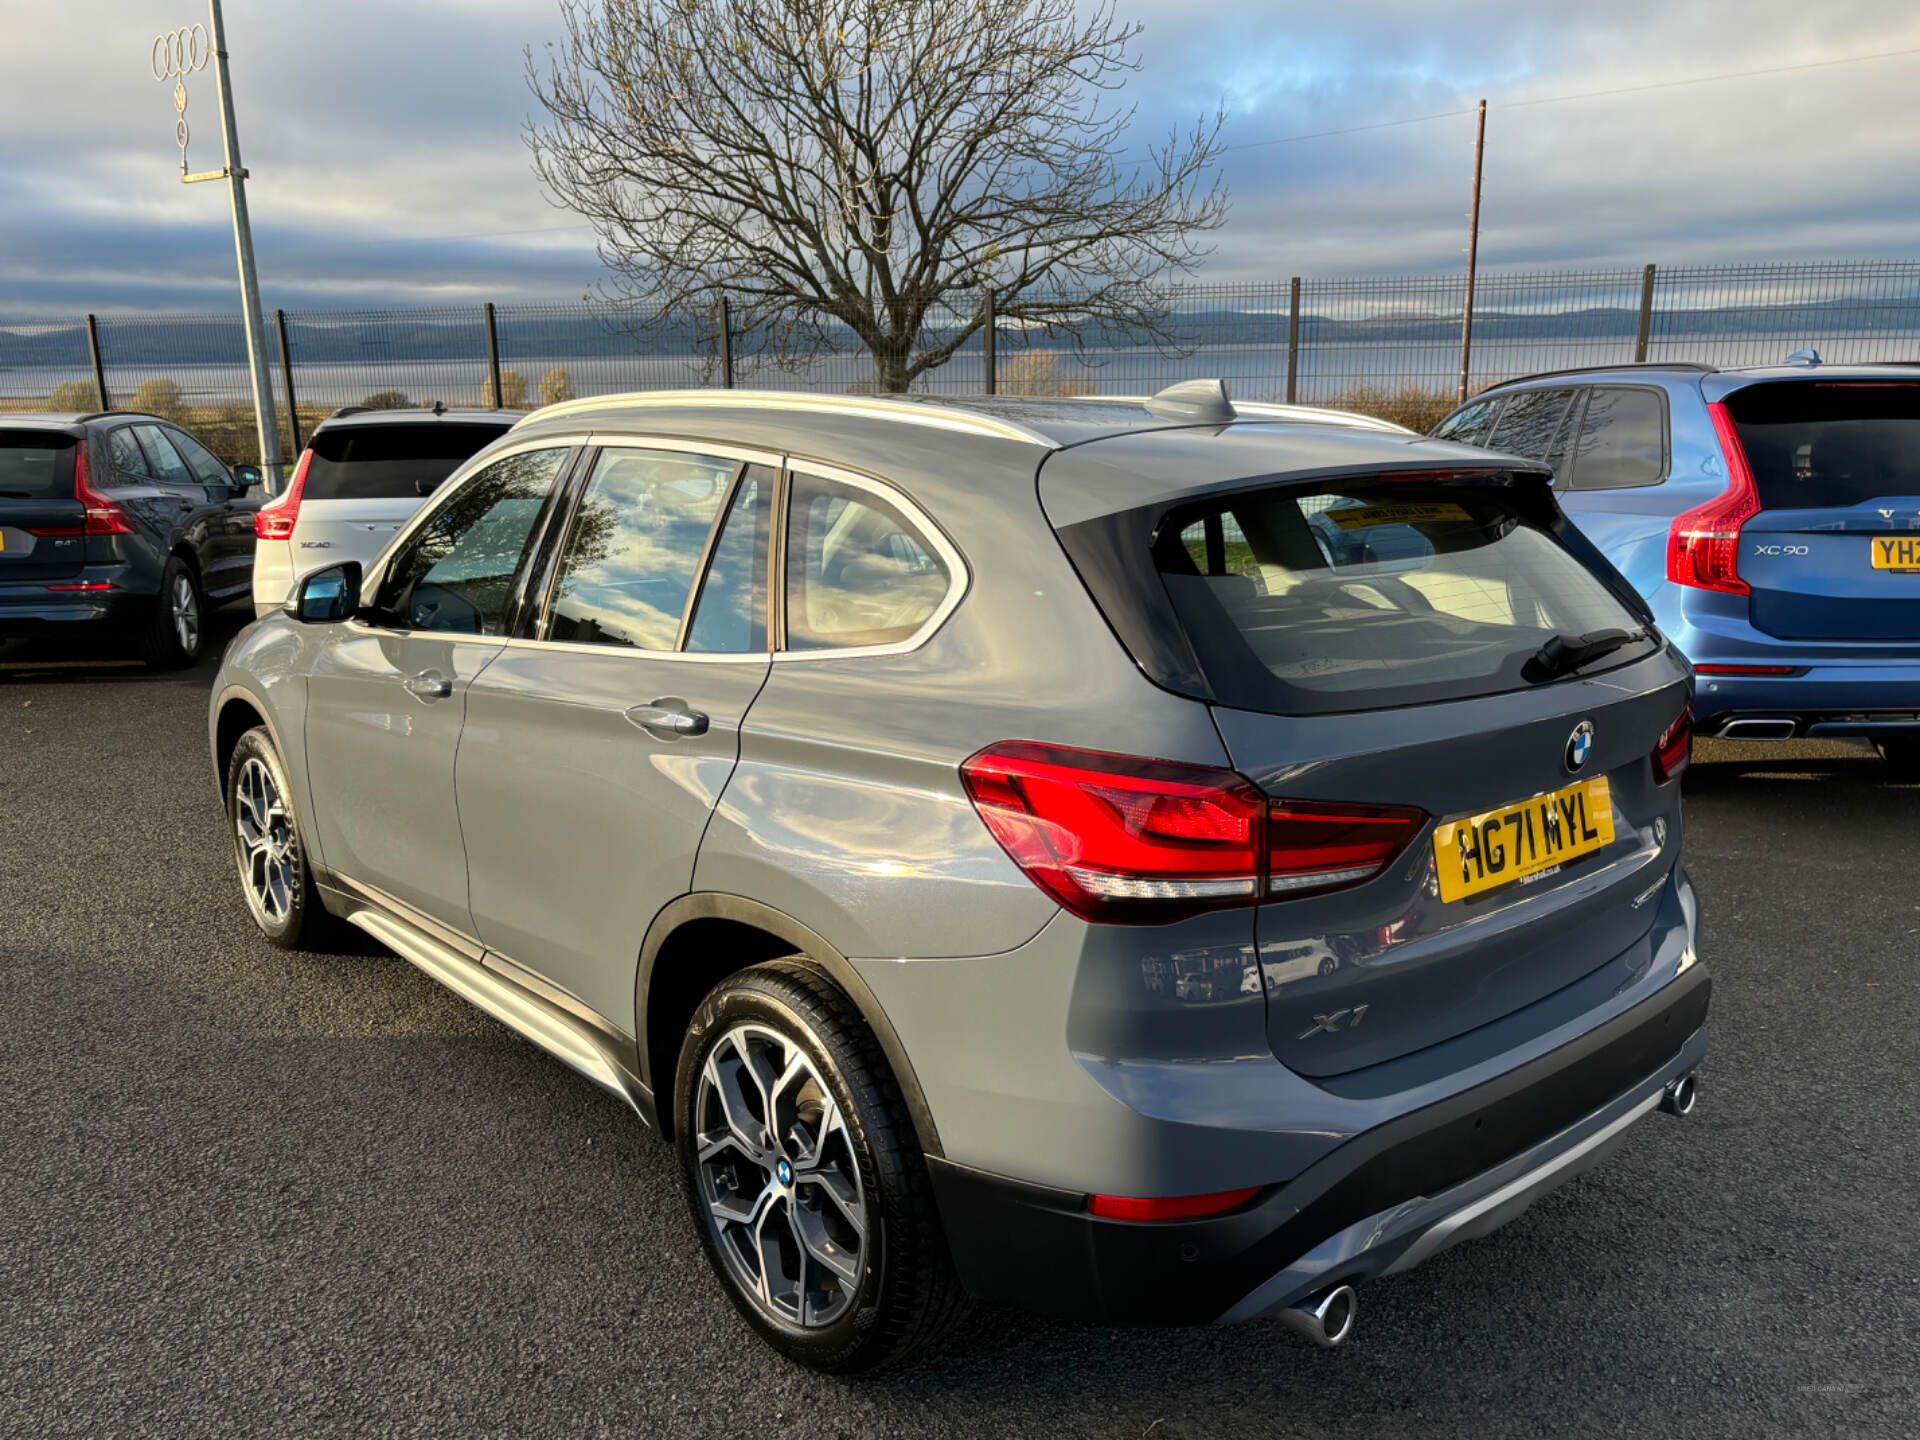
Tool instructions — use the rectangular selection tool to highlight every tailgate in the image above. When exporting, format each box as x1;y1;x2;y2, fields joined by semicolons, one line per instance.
0;433;85;583
1728;380;1920;640
1216;658;1689;1077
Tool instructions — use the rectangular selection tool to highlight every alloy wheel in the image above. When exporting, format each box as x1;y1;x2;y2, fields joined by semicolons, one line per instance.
234;756;296;923
171;573;200;654
692;1023;869;1328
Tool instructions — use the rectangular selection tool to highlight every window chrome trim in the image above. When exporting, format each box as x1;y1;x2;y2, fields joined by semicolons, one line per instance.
513;388;1057;448
772;459;971;663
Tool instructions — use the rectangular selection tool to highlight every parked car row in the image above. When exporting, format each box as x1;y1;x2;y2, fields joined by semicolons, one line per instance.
13;360;1913;1372
0;405;514;665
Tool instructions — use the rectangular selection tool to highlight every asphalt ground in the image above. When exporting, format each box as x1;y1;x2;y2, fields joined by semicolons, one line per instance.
2;608;1916;1439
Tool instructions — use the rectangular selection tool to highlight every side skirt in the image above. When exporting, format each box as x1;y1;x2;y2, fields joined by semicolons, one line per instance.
337;898;656;1127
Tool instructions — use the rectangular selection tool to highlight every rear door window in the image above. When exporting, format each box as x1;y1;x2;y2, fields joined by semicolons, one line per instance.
0;432;76;499
306;423;508;502
108;427;152;477
1431;395;1503;446
1566;387;1667;490
1152;480;1654;714
685;465;775;653
1726;381;1920;508
1485;388;1578;465
543;447;736;650
784;472;953;651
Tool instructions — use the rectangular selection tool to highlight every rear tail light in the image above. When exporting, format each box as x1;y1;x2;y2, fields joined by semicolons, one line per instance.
959;741;1428;923
67;439;135;537
1667;403;1761;594
1694;664;1797;676
1266;801;1429;896
256;447;312;540
1652;707;1692;785
1089;1187;1262;1222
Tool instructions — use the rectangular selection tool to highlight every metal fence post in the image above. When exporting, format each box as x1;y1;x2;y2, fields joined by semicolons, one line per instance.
982;288;996;395
484;301;504;407
718;296;735;389
1286;277;1301;404
274;308;300;453
85;313;110;410
1634;264;1658;363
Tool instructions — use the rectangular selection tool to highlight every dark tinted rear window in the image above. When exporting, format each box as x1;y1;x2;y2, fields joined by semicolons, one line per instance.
305;423;507;502
1149;480;1653;714
0;432;76;499
1727;382;1920;509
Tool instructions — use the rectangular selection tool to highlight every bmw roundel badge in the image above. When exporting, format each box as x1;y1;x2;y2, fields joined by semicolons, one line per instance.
1565;720;1595;774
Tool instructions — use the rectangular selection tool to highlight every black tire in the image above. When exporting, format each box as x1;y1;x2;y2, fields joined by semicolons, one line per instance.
674;960;968;1373
225;725;335;950
141;555;204;670
1877;737;1920;780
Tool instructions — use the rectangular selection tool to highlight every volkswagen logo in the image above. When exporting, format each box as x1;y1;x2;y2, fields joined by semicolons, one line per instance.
1565;721;1595;774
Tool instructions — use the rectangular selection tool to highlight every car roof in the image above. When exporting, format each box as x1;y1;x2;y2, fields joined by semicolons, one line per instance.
314;406;522;432
1468;358;1920;405
502;388;1449;525
0;410;170;434
511;387;1411;450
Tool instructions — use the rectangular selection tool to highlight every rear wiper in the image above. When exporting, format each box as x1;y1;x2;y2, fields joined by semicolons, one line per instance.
1523;627;1643;683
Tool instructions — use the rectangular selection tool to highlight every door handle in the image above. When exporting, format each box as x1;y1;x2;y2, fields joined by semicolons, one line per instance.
404;671;453;699
625;699;709;740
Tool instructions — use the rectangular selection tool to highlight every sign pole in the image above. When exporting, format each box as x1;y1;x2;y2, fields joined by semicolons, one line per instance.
203;0;281;486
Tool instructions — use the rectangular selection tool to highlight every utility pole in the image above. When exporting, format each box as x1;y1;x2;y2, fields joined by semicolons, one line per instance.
1457;99;1486;405
153;3;282;487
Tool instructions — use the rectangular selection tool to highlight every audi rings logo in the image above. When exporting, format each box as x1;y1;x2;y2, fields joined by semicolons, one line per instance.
151;25;210;82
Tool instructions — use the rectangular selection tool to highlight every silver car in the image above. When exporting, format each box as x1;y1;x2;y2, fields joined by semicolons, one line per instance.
210;383;1709;1372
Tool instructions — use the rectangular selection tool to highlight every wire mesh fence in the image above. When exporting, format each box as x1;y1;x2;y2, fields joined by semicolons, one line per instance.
6;259;1920;462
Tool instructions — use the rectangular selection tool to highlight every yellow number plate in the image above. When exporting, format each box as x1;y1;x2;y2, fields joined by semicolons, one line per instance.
1432;776;1614;903
1871;537;1920;572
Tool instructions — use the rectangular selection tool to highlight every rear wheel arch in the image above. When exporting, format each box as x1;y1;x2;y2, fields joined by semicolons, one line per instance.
636;893;943;1160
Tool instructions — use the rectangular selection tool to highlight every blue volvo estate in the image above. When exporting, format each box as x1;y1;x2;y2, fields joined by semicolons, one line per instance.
1433;356;1920;773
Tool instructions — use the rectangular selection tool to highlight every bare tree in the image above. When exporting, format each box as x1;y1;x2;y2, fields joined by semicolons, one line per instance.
527;0;1227;392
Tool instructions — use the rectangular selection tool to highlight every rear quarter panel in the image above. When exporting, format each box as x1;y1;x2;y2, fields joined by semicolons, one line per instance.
692;446;1235;961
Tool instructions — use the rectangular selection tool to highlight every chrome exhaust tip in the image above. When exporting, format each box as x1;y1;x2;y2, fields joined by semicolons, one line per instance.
1278;1284;1358;1348
1718;718;1797;741
1661;1072;1698;1117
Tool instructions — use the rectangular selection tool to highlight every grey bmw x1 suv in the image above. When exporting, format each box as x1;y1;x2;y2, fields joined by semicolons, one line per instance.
209;381;1709;1372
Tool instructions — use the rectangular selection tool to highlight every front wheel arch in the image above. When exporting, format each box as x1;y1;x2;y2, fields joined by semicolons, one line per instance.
636;893;943;1161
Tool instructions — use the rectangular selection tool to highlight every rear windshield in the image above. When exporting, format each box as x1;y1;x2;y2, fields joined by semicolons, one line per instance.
0;432;76;500
1727;381;1920;509
305;423;507;502
1150;480;1654;714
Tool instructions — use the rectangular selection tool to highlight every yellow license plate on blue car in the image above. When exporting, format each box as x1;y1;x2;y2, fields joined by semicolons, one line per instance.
1432;776;1614;903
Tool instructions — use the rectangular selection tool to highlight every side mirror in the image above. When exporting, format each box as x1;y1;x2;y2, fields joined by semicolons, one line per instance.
232;463;264;489
286;561;363;624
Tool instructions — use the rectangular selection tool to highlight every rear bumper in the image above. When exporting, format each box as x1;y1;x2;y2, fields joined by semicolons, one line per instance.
927;959;1710;1325
0;580;150;638
1693;665;1920;739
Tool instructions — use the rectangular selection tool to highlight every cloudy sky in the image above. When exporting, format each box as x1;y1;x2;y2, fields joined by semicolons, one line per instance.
4;0;1918;315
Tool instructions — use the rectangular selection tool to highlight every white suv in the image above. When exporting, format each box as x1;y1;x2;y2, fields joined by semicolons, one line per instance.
252;407;517;615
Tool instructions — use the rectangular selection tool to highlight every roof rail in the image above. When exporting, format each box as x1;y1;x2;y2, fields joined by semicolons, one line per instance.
1477;360;1718;391
512;389;1058;447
